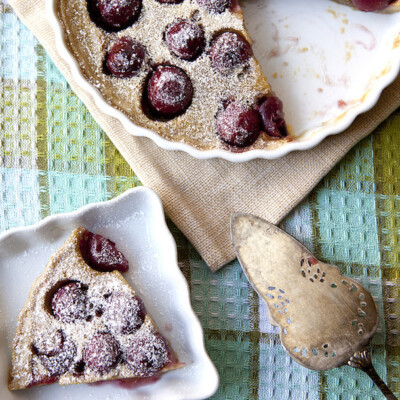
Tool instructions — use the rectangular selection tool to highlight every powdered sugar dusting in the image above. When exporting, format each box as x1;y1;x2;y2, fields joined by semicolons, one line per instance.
169;23;201;48
165;20;205;60
106;37;145;77
56;0;292;150
96;0;141;29
103;292;145;335
51;282;88;323
123;324;170;376
92;244;124;266
217;103;244;141
33;329;64;356
80;231;129;272
211;31;251;74
105;0;136;11
8;227;179;390
215;101;260;146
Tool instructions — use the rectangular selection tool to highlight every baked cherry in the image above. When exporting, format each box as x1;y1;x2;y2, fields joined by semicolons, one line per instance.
125;332;170;376
210;32;252;74
351;0;392;11
258;96;288;138
145;66;193;117
165;20;205;61
38;336;77;376
88;0;141;31
73;360;86;375
103;292;146;335
196;0;232;13
29;374;59;388
84;333;120;374
106;37;146;78
51;281;88;323
79;231;129;273
216;102;261;147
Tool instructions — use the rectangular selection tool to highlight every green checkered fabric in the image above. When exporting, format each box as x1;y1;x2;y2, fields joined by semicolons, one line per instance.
1;1;399;398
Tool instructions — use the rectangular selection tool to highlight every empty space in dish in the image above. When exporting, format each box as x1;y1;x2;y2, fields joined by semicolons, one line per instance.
242;0;400;141
0;187;218;400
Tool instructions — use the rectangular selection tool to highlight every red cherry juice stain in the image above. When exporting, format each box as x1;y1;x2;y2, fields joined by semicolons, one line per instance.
164;323;173;332
89;375;161;389
337;100;347;109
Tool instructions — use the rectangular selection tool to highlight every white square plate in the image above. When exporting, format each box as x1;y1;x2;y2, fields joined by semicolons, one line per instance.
0;187;219;400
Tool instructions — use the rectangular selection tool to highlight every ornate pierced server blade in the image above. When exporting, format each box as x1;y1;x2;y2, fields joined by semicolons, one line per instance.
230;213;397;400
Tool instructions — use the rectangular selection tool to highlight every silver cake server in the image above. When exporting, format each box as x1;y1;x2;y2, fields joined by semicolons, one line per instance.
230;213;397;399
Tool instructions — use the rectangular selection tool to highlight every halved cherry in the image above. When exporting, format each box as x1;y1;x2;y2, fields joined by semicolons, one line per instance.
258;97;288;139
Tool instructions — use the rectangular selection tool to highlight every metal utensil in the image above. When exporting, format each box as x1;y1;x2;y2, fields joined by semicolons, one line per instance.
230;213;397;399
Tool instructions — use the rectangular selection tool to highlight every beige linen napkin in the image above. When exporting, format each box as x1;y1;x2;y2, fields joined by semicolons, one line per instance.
8;0;400;271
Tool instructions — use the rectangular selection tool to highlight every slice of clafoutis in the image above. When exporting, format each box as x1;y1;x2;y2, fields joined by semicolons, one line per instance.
8;227;182;390
56;0;291;152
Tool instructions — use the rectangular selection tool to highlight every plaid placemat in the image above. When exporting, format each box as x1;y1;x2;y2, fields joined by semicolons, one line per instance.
1;1;399;398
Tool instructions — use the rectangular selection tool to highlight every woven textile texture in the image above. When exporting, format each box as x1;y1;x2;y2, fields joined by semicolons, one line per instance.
1;1;399;398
